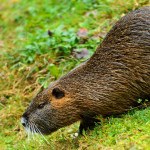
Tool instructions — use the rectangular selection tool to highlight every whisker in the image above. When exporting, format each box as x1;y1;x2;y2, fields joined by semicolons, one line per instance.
31;124;35;140
33;124;36;134
33;124;38;136
34;124;50;145
27;124;30;141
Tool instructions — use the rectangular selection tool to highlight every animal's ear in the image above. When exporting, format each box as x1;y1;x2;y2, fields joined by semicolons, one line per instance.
52;87;65;99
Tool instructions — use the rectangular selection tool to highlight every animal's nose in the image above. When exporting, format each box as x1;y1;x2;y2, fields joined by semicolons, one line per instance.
21;113;28;127
21;117;27;127
21;117;26;127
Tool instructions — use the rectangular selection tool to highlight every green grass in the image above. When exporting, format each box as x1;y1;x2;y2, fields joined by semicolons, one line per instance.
0;0;150;149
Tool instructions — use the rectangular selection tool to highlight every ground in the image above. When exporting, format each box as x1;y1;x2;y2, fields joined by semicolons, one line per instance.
0;0;150;149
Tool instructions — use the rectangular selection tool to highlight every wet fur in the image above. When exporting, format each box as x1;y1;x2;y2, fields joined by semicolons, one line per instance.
22;7;150;135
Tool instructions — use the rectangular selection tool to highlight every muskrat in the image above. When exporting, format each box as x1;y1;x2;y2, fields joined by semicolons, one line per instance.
21;7;150;135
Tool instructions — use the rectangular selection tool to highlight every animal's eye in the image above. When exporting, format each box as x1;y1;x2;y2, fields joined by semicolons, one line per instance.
38;103;45;109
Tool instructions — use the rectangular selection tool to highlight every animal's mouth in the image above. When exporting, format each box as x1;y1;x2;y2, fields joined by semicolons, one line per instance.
21;117;41;134
21;117;57;135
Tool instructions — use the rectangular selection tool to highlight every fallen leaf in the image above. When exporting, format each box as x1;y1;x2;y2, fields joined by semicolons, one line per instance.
73;48;90;59
76;28;88;39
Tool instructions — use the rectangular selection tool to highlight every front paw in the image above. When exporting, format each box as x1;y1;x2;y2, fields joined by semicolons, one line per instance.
79;118;101;135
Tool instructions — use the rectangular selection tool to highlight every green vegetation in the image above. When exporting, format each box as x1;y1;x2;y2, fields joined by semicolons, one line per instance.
0;0;150;149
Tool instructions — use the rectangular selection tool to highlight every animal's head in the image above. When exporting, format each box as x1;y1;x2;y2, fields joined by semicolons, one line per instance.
21;82;82;135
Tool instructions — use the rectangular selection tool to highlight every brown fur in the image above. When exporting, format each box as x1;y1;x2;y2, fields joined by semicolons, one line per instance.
22;7;150;135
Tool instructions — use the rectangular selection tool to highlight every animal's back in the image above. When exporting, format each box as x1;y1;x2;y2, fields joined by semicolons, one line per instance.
59;7;150;116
